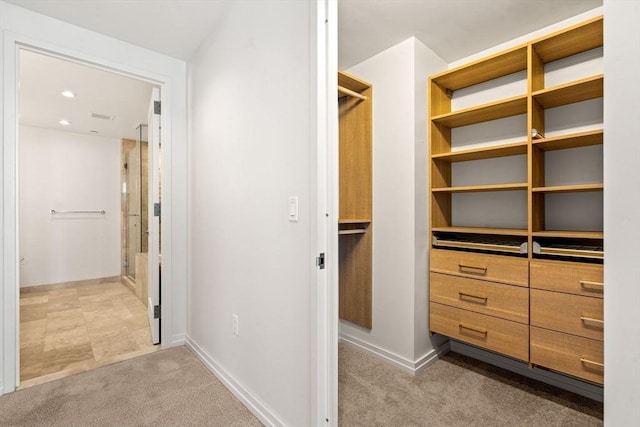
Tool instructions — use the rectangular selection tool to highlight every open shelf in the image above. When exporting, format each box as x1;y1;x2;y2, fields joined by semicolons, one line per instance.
532;16;603;64
339;219;371;224
533;75;603;109
533;129;603;151
532;184;603;194
432;141;527;162
432;226;528;236
432;95;527;128
433;183;528;193
431;45;528;92
532;230;603;239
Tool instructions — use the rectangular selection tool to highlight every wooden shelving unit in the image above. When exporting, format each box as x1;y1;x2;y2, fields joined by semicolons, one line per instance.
338;71;373;329
428;16;604;385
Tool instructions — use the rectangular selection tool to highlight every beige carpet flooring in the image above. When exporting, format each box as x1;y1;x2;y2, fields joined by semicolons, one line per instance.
339;343;603;426
0;346;261;426
0;342;603;426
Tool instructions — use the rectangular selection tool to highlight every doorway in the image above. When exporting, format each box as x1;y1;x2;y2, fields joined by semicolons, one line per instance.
17;49;161;387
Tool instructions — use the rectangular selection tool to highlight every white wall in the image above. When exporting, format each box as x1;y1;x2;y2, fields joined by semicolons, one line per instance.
19;125;120;287
339;38;447;369
603;1;640;425
413;40;448;361
186;2;316;426
1;0;188;394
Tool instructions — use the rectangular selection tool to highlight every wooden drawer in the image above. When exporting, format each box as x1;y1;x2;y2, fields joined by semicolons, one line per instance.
530;260;603;298
430;302;529;361
430;272;528;324
530;289;603;341
531;326;603;385
430;249;528;287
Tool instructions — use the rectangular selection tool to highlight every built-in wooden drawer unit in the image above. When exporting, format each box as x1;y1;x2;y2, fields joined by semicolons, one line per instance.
530;260;603;298
530;326;603;385
430;302;529;361
430;272;528;324
530;289;603;341
430;249;529;287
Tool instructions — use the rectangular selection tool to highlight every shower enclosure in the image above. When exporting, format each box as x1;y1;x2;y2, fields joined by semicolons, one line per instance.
122;124;148;281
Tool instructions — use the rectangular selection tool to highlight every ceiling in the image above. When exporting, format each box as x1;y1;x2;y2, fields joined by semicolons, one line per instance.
20;50;154;140
8;0;602;138
6;0;602;68
338;0;603;68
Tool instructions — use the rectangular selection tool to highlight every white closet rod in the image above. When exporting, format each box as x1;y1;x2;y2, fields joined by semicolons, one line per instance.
338;85;367;100
338;229;367;235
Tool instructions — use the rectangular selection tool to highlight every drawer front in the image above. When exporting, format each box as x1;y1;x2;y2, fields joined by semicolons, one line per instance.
530;260;603;298
531;326;603;385
530;289;603;341
430;272;528;324
430;302;529;361
430;249;528;287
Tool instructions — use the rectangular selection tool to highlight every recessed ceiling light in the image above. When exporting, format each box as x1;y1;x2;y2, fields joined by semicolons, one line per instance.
60;90;76;98
59;119;72;126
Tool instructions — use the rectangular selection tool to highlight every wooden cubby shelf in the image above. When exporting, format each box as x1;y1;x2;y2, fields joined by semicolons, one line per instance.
339;219;371;224
532;230;603;239
533;75;603;109
431;95;527;128
428;16;605;385
532;129;603;151
532;184;603;193
432;141;527;162
432;226;528;237
433;183;528;193
432;45;528;92
532;16;603;63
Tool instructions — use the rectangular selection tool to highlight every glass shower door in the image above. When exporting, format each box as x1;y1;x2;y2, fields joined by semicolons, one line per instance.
123;125;148;280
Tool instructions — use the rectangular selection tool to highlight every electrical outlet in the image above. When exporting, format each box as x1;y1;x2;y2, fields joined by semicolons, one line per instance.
232;314;239;336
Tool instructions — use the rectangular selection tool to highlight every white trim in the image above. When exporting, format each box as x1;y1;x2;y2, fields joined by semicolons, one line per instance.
1;6;188;393
315;0;339;426
450;341;603;402
340;334;449;374
185;337;284;427
414;339;451;372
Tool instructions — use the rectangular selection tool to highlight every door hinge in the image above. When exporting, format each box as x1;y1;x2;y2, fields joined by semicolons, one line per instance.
154;203;161;217
154;305;161;319
154;100;161;115
316;253;325;270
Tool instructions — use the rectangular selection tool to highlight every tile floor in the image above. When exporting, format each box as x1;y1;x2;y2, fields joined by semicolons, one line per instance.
19;280;159;388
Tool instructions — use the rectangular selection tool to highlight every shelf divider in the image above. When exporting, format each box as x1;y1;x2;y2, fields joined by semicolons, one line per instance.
432;95;527;128
532;184;603;193
532;129;603;151
432;141;527;162
433;183;528;193
533;75;603;109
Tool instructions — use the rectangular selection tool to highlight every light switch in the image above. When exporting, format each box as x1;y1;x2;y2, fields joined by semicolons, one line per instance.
288;196;299;222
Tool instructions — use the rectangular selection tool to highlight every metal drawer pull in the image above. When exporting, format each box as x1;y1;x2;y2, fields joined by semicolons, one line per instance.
580;358;604;368
580;280;604;290
458;322;488;335
458;263;488;275
458;291;488;303
580;316;604;325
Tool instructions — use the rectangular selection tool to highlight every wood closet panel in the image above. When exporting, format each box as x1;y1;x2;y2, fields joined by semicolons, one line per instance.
338;71;373;329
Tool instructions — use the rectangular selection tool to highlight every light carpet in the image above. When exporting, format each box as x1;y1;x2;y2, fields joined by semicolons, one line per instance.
339;342;603;426
0;346;261;426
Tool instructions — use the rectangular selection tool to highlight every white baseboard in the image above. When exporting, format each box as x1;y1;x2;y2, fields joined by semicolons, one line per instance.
339;333;449;374
450;341;604;402
167;334;186;347
185;336;285;427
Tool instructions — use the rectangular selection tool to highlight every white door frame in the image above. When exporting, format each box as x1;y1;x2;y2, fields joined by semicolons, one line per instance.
1;29;180;394
314;0;338;425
